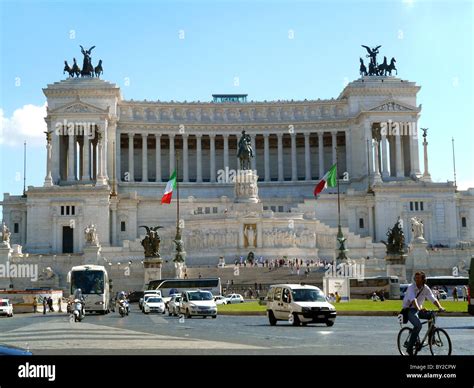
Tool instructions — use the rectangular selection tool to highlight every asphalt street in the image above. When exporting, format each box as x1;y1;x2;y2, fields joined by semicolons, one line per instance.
0;305;472;355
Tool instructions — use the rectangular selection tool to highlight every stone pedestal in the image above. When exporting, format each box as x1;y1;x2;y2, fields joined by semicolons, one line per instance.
0;243;12;289
234;169;259;203
408;240;429;272
143;257;163;288
385;253;407;283
83;244;101;265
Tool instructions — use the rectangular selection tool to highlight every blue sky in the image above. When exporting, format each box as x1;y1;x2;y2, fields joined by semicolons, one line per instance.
1;0;473;207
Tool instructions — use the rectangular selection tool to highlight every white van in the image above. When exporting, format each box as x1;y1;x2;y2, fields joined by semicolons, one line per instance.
139;290;162;310
0;299;13;317
180;290;217;319
266;284;336;326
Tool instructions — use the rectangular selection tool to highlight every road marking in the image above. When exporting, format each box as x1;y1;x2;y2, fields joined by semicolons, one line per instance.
1;319;266;351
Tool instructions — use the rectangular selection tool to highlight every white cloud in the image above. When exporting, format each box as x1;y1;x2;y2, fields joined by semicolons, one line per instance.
457;179;474;191
0;103;47;147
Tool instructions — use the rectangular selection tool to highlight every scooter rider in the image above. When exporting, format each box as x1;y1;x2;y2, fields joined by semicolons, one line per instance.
73;288;86;316
117;291;130;314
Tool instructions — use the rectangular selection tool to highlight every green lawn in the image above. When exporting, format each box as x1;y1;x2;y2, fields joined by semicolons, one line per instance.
218;300;468;313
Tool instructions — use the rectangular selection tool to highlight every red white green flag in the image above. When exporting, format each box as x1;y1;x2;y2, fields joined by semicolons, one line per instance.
161;170;177;204
313;164;337;197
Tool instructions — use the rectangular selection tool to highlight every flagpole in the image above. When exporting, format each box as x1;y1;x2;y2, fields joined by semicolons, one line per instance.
176;151;180;231
451;137;457;189
335;144;347;265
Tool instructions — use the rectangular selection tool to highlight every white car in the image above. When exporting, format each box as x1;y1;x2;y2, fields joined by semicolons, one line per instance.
168;295;182;316
266;284;336;326
139;290;162;310
0;299;13;317
214;295;227;305
180;290;217;318
143;296;166;314
225;294;244;304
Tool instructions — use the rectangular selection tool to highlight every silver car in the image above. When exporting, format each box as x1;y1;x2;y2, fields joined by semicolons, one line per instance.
167;295;182;316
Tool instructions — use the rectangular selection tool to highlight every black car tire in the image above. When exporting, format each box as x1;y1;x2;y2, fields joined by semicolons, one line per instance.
268;310;277;326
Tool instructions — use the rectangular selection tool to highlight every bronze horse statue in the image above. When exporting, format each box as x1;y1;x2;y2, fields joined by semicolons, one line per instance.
63;58;81;77
94;59;103;78
359;58;368;76
237;131;253;170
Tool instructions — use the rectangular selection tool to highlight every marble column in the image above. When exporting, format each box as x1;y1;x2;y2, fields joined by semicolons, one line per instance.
373;139;382;183
277;133;284;181
196;134;202;183
223;134;229;171
182;134;189;182
318;132;324;179
155;134;161;182
291;133;297;181
381;132;389;178
110;200;118;246
67;134;75;181
263;133;270;182
141;133;148;182
410;121;421;178
127;133;134;182
116;136;121;182
169;134;175;175
209;134;216;182
345;130;352;178
331;131;337;164
251;134;256;171
395;132;404;178
96;136;106;186
422;133;431;181
81;134;90;180
44;139;53;187
304;132;311;180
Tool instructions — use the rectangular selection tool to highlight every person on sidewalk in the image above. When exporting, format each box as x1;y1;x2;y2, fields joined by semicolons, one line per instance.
42;297;47;315
33;296;38;313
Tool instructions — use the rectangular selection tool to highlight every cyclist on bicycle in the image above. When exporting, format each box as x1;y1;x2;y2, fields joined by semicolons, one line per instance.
402;271;445;355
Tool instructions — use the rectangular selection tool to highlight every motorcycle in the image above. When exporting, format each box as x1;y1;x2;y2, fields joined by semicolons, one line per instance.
72;299;84;322
118;299;129;318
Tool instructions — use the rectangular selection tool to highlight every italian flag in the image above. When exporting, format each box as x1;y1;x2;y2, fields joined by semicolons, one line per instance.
313;164;337;197
161;170;177;204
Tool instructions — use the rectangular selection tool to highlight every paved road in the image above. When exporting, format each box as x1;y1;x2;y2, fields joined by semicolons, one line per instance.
1;305;472;355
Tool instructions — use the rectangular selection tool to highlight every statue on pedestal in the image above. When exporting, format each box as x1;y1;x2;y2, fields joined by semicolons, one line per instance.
140;225;163;258
381;217;406;255
84;224;99;246
410;217;425;242
1;222;11;247
237;130;254;170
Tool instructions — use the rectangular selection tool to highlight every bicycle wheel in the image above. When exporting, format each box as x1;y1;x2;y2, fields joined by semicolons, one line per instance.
429;328;452;356
397;327;413;356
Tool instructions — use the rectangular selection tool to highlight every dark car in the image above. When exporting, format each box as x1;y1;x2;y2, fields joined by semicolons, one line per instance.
0;344;32;356
127;291;144;303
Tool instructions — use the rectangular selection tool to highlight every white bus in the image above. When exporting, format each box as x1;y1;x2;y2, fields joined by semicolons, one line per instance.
147;278;222;302
349;276;400;300
67;265;110;314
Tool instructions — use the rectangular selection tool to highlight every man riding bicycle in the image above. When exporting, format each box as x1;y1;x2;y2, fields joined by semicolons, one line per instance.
402;271;445;355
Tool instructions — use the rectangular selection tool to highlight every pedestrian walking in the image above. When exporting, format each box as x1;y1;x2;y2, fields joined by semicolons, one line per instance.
452;287;458;302
58;297;63;312
48;296;54;312
33;296;38;313
462;286;468;301
42;297;47;315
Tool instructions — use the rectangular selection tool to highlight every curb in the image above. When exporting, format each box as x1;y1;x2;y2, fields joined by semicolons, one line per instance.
218;310;470;317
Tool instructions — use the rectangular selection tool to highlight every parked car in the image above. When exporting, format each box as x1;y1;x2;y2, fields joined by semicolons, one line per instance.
0;343;32;355
180;290;217;318
143;297;166;314
139;290;162;310
0;299;13;317
266;284;336;326
168;295;182;316
127;291;144;303
213;295;227;305
225;294;244;304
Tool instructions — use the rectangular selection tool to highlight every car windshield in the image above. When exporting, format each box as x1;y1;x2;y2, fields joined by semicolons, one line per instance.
147;297;162;303
188;291;213;301
174;297;181;302
291;289;327;302
0;302;7;306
